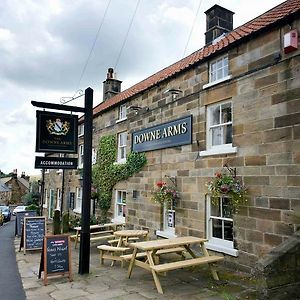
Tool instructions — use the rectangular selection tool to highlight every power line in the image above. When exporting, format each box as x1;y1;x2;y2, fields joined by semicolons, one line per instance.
75;0;112;93
114;0;140;70
182;0;203;58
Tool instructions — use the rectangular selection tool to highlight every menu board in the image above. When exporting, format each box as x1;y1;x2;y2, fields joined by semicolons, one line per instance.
23;217;46;254
15;210;37;237
38;234;72;285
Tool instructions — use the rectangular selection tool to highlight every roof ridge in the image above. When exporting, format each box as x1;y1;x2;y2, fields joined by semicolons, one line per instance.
89;0;300;118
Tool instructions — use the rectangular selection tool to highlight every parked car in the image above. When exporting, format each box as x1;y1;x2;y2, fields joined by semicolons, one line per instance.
12;205;27;216
0;206;11;222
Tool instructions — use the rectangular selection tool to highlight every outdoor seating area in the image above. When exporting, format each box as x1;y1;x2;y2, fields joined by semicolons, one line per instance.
90;227;224;294
70;222;125;249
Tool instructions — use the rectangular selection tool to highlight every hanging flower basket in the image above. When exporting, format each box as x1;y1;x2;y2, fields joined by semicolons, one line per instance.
151;181;179;208
207;170;247;211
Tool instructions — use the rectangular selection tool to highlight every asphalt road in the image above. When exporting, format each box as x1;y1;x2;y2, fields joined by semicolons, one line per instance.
0;216;26;300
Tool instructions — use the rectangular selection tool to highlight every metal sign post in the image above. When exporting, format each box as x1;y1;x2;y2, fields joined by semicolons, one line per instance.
32;87;93;275
78;87;93;274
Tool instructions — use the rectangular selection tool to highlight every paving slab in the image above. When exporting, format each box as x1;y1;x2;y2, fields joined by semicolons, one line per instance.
15;235;258;300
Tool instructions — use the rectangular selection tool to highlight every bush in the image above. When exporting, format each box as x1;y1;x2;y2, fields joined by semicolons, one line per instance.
69;214;81;229
53;209;61;234
26;204;40;215
62;212;69;233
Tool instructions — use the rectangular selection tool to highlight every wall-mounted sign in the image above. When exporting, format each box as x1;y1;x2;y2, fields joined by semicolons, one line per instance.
35;111;78;153
132;115;192;152
35;156;78;169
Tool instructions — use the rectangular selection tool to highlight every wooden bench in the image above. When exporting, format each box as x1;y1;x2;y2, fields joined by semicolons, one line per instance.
150;255;224;273
108;237;140;245
71;230;115;248
97;245;131;267
121;247;185;264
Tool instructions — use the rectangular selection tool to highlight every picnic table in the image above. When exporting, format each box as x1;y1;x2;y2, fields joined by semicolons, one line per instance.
126;236;224;294
97;229;148;267
72;222;125;249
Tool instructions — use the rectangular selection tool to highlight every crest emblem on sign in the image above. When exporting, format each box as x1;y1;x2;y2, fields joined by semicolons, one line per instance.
46;118;70;136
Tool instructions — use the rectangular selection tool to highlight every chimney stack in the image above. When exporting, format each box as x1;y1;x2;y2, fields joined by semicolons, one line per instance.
205;5;234;45
102;68;122;101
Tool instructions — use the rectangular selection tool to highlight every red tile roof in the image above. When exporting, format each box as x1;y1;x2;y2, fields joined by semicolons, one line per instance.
92;0;300;117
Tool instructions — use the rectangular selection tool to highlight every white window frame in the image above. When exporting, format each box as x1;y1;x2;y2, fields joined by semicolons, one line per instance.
56;188;61;210
78;144;84;168
48;189;54;219
116;104;127;123
78;124;84;137
117;132;127;163
43;189;48;208
156;201;177;239
114;190;126;223
200;101;236;157
203;55;231;89
206;195;238;256
73;187;82;214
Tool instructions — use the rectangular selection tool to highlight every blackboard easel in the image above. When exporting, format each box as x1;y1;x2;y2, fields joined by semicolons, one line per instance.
38;234;72;285
19;216;46;254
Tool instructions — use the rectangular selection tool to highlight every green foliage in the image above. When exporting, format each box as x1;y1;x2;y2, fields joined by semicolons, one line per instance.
26;204;40;215
69;214;81;228
24;192;40;206
93;135;147;220
151;181;179;208
62;212;69;233
53;209;61;234
207;169;247;212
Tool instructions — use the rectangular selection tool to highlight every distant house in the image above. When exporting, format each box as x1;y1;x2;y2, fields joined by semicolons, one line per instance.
0;182;11;205
0;170;30;204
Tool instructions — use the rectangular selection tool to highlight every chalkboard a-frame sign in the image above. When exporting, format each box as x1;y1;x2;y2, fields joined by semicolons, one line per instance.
15;210;37;237
38;234;72;285
19;217;46;254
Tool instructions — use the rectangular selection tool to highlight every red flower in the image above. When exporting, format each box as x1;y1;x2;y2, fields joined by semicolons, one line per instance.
156;181;166;187
215;172;222;178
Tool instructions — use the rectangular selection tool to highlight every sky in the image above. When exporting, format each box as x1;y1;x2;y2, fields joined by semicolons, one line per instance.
0;0;285;176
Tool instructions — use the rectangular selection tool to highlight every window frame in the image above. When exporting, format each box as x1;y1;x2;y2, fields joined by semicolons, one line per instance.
74;187;82;214
78;124;84;137
206;195;238;256
78;144;84;168
203;54;231;89
114;190;126;223
156;201;177;239
200;101;236;157
117;131;127;163
116;104;127;122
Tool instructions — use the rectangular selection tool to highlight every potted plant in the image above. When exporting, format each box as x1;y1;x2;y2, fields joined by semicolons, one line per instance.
151;181;179;208
207;169;247;212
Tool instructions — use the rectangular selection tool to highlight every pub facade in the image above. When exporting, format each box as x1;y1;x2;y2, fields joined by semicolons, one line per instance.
43;0;300;280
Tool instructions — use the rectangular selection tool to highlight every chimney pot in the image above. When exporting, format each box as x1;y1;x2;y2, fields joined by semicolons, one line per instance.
204;5;234;45
103;68;122;101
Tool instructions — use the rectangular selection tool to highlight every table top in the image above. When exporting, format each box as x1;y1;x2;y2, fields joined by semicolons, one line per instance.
128;236;207;251
74;222;125;231
114;229;148;237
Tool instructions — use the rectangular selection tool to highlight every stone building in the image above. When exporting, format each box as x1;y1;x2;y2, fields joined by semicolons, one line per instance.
0;170;30;204
43;0;300;291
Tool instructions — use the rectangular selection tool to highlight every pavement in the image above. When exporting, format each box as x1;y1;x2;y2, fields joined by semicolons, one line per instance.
15;236;259;300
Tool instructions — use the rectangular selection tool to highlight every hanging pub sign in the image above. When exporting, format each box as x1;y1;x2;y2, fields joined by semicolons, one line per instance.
132;115;192;152
35;156;78;169
35;111;78;153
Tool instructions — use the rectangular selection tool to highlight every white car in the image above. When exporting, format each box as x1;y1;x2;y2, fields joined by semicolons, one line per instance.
12;205;27;216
